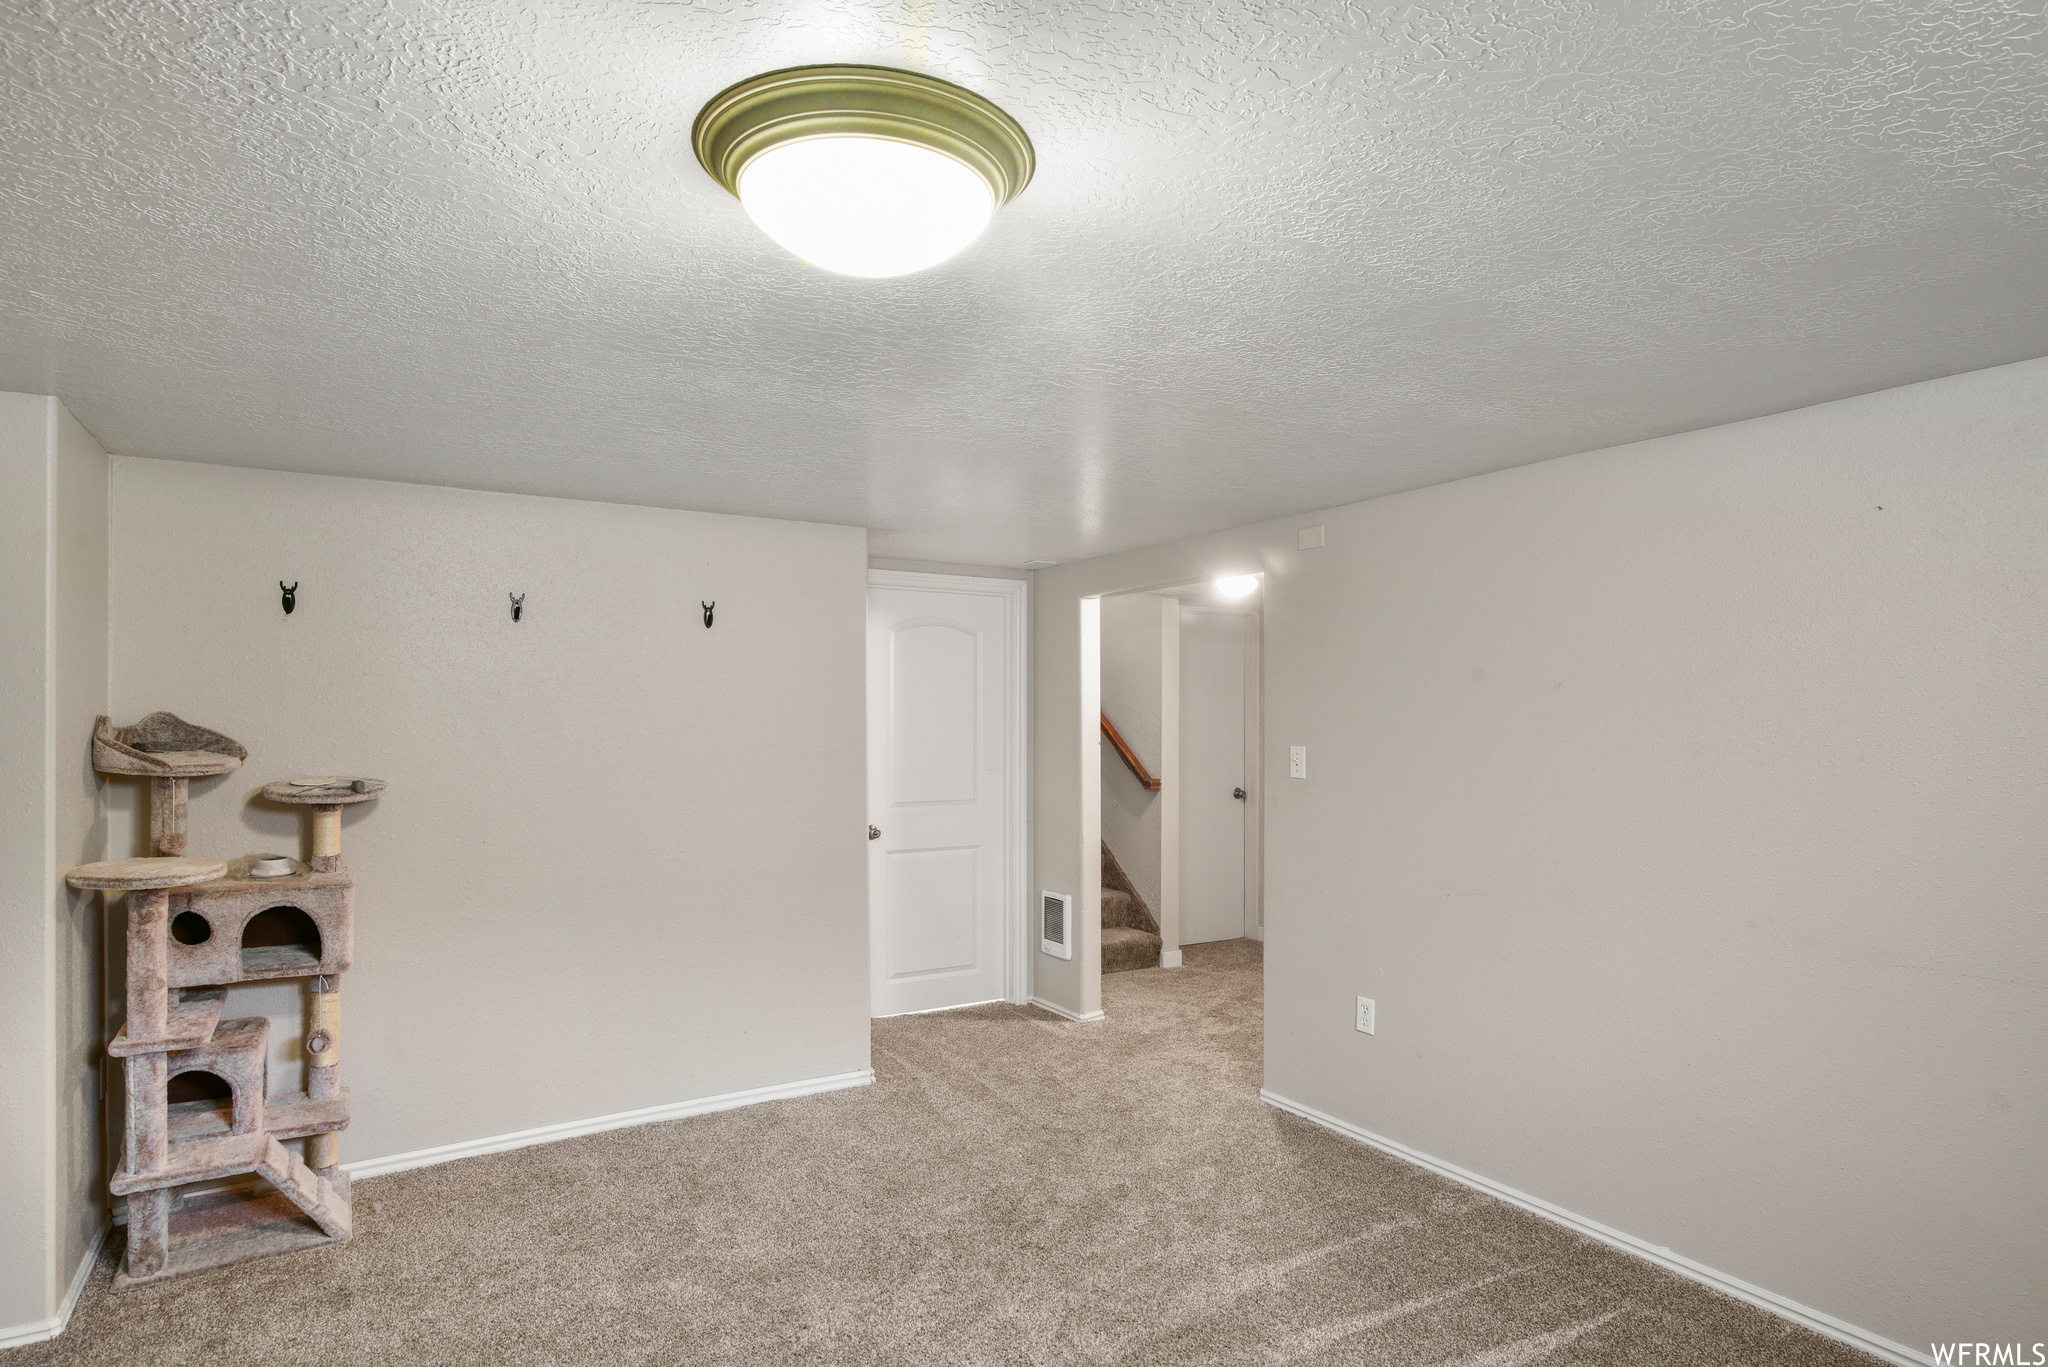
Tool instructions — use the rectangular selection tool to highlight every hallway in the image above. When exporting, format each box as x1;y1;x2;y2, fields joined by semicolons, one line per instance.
22;942;1866;1365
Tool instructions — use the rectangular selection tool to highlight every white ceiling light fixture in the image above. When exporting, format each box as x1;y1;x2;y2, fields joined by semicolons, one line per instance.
693;65;1035;278
1214;575;1261;599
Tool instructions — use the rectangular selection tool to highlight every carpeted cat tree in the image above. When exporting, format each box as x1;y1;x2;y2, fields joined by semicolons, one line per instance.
67;712;385;1288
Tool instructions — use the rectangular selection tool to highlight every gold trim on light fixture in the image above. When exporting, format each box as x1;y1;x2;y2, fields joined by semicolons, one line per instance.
692;64;1035;207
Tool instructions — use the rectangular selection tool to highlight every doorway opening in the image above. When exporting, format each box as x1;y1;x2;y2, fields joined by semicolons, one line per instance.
1094;578;1264;984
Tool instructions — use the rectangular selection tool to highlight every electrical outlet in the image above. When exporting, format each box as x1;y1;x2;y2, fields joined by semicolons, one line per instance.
1356;996;1376;1035
1289;745;1307;779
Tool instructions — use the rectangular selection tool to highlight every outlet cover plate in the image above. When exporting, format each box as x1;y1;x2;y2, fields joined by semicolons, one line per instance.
1356;996;1375;1034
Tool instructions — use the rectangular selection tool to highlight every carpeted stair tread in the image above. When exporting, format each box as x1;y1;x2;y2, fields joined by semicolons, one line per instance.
1101;887;1150;931
1103;925;1163;974
1100;841;1163;971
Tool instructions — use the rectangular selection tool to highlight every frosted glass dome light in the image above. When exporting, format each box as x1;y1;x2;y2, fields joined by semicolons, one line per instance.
1215;575;1261;599
694;65;1034;280
738;136;994;278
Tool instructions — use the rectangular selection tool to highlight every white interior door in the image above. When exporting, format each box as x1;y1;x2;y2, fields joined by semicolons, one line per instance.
867;576;1018;1016
1180;608;1247;943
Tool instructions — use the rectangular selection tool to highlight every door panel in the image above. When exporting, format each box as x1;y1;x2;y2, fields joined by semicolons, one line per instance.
868;584;1011;1015
885;846;980;978
1181;609;1246;944
888;623;979;805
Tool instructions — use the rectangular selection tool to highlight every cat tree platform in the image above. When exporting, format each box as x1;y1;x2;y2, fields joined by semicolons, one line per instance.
107;989;226;1057
92;713;249;856
260;778;388;804
92;713;248;778
261;778;385;874
167;1088;351;1145
65;857;227;891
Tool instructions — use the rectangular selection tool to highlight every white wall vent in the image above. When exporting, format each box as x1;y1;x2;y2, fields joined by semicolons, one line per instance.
1040;891;1073;960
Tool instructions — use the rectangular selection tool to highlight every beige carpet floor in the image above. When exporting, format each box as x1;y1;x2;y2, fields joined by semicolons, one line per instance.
22;940;1874;1365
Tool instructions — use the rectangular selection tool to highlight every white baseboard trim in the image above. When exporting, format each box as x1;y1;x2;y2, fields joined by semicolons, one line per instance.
1029;996;1105;1023
1159;949;1184;968
1259;1090;1930;1367
344;1069;874;1181
0;1219;110;1350
876;998;1004;1018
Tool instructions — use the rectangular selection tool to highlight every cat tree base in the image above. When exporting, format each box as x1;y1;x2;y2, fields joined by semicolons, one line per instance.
113;1184;351;1292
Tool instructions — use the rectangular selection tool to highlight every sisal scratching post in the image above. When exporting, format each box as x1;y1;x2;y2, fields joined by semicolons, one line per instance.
310;804;342;873
306;975;342;1174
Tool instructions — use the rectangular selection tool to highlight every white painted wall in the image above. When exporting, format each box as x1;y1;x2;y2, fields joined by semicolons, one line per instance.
104;459;871;1168
0;394;108;1340
1031;356;2048;1353
1034;596;1103;1015
51;405;108;1321
1098;593;1165;917
866;558;1031;583
0;393;58;1336
1158;599;1181;965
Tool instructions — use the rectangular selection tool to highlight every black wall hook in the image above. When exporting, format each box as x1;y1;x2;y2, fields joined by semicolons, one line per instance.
510;592;525;623
702;601;715;628
280;581;297;615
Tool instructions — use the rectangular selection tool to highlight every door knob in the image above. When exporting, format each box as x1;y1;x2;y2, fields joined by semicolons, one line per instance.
1232;788;1246;800
868;825;881;840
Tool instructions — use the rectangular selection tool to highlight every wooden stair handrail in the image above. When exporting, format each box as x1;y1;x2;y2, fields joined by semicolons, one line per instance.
1101;714;1162;791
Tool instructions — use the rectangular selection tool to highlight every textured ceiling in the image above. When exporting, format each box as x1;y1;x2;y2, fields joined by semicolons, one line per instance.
4;1;2045;564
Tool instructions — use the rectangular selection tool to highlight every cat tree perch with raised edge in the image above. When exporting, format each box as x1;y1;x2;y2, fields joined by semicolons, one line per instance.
69;713;386;1290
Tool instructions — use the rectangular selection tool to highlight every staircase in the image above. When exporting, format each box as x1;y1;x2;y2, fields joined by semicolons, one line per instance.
1101;842;1162;973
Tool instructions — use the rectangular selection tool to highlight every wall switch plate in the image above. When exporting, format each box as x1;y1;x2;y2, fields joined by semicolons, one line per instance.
1289;745;1307;779
1298;525;1325;549
1356;996;1376;1034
